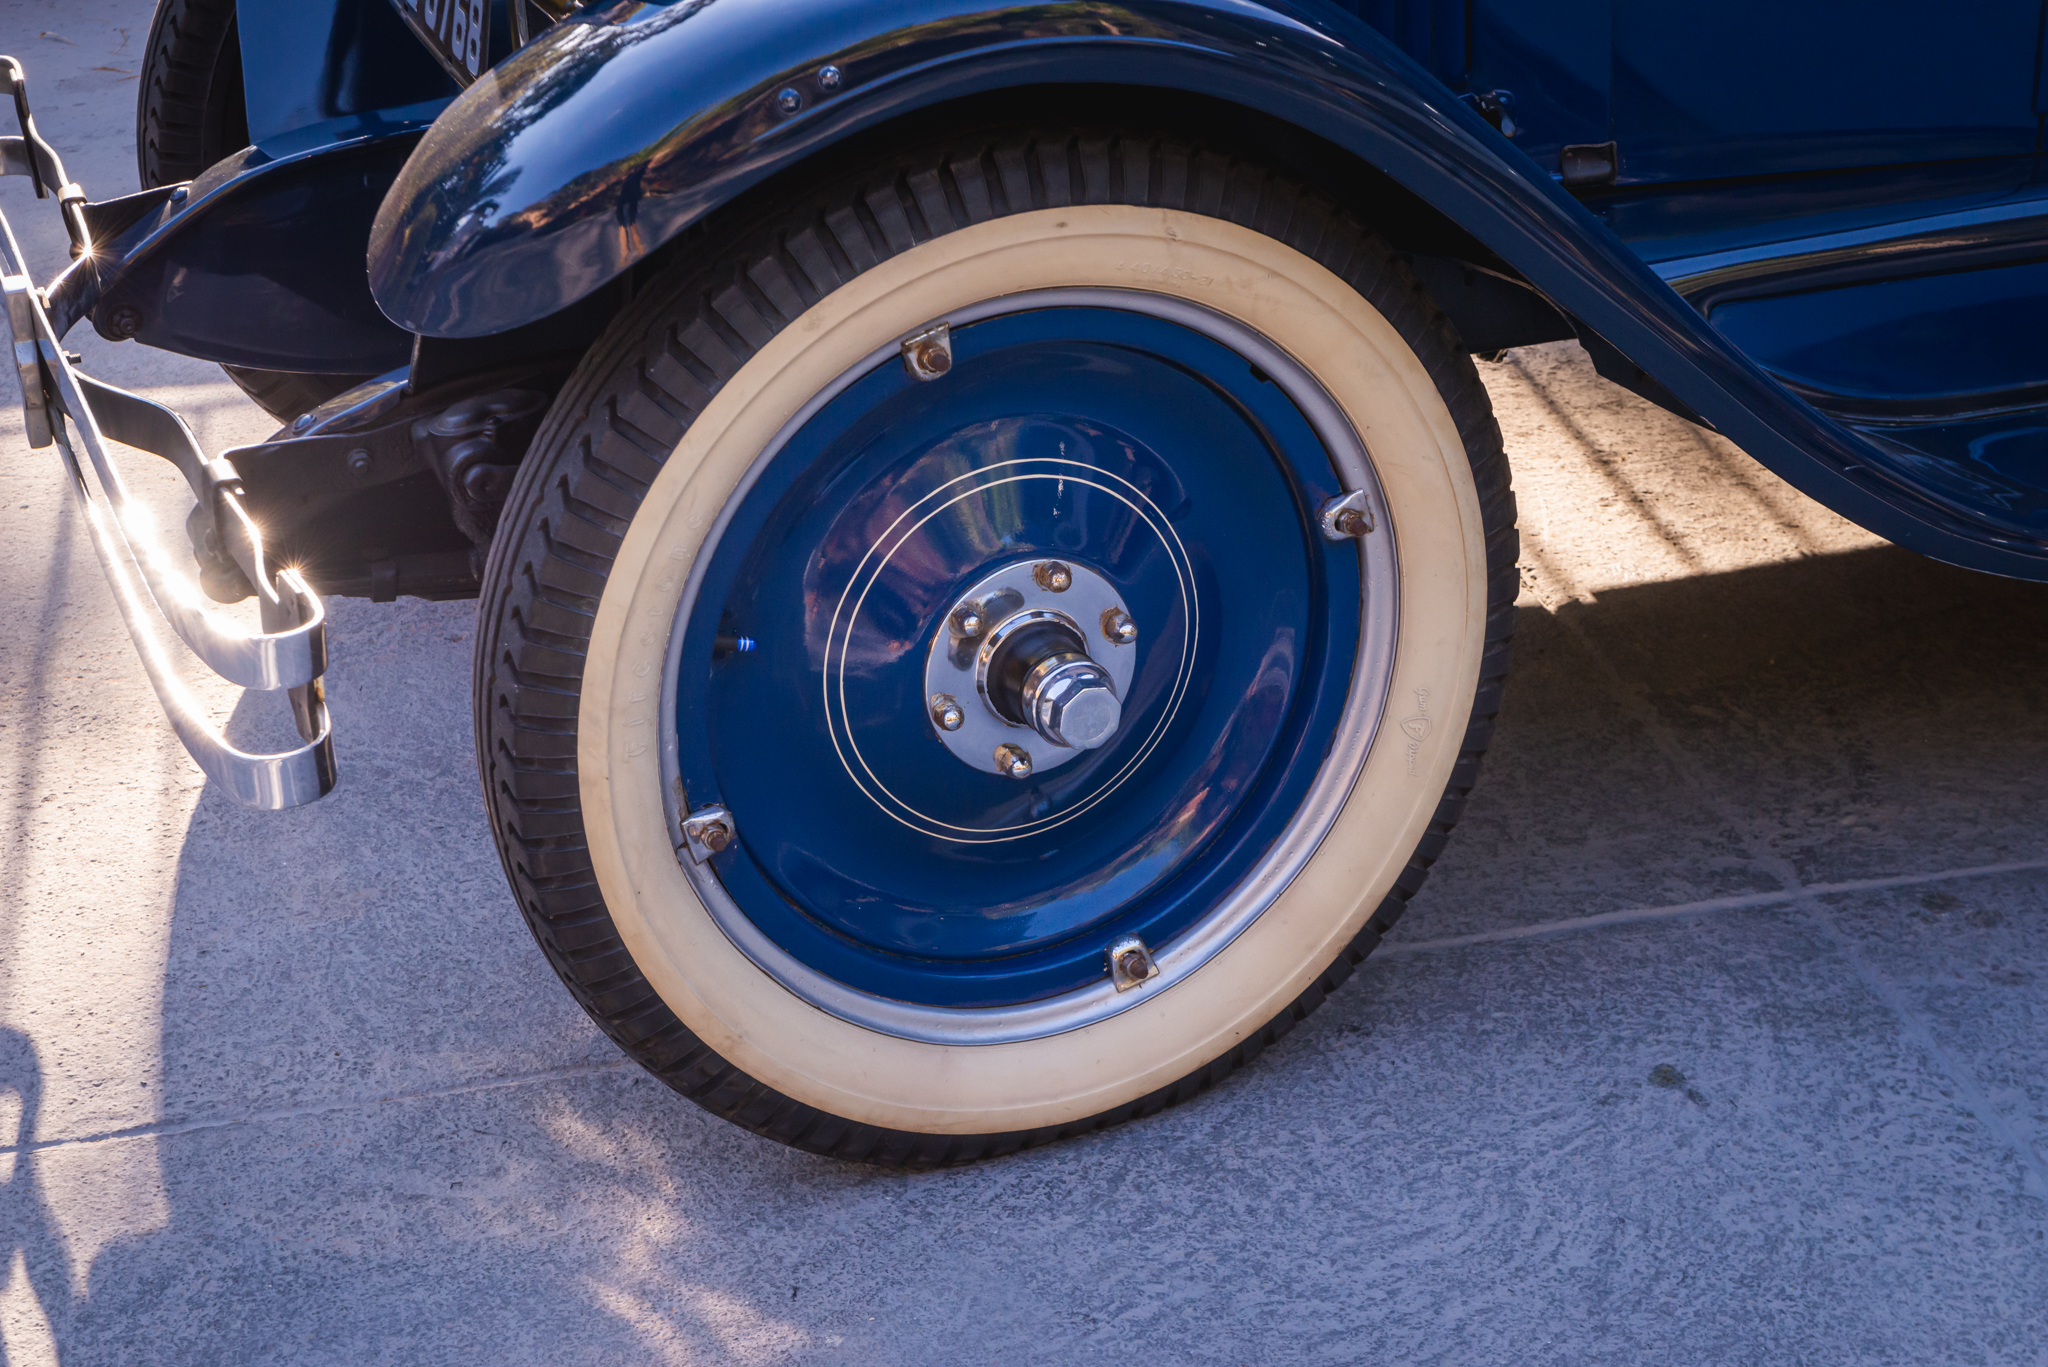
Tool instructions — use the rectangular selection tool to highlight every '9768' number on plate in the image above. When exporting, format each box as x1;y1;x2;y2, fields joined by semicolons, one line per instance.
395;0;489;82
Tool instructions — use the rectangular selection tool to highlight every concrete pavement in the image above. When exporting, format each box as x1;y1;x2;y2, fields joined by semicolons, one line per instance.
1;4;2045;1362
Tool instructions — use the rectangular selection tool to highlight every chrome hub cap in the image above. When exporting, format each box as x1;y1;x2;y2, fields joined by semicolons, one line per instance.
925;559;1137;777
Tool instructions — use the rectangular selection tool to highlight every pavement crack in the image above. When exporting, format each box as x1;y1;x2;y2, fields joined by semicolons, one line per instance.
1380;857;2048;956
1797;893;2048;1202
5;1057;635;1156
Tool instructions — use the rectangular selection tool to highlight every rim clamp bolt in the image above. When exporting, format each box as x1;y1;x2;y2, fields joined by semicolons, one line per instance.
680;804;736;864
901;323;953;381
1109;936;1160;991
1319;490;1376;541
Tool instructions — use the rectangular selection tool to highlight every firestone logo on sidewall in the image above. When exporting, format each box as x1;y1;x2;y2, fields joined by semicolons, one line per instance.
1401;688;1431;774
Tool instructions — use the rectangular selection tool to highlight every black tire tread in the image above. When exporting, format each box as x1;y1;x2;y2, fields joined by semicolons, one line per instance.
474;129;1518;1167
135;0;243;189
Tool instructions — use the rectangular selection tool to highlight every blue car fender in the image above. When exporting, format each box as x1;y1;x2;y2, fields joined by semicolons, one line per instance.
367;0;2048;580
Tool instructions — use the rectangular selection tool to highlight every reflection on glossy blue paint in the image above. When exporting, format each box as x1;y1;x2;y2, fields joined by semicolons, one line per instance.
1713;260;2048;405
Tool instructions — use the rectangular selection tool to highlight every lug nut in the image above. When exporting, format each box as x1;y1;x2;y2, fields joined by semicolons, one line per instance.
952;604;984;638
1100;608;1137;645
1033;560;1072;592
993;743;1033;780
930;694;965;732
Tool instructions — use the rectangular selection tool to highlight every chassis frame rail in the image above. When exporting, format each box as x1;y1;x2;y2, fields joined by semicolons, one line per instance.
2;56;336;808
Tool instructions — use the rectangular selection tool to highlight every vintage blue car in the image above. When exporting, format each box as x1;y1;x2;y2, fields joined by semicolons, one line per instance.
3;0;2043;1164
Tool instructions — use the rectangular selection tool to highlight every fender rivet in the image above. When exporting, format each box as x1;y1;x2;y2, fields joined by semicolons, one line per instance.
775;87;803;116
816;64;844;92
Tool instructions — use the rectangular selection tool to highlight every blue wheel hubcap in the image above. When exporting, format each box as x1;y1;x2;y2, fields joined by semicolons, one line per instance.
669;298;1379;1020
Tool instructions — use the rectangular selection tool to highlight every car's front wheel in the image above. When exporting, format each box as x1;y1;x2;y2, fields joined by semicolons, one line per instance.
473;129;1517;1165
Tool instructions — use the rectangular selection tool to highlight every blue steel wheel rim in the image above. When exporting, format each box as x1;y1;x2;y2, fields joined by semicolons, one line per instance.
658;289;1400;1044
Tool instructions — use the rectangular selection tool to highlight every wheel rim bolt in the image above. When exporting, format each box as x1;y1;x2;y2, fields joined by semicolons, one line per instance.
993;743;1033;779
930;694;965;732
952;605;984;638
1100;608;1137;645
1033;560;1072;592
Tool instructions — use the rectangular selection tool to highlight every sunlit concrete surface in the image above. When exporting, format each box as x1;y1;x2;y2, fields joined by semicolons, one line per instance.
1;3;2045;1362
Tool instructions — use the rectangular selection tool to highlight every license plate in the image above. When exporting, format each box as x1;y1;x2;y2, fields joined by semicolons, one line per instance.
390;0;493;85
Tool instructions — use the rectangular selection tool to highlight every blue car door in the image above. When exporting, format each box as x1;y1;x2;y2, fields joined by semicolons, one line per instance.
1609;2;2045;190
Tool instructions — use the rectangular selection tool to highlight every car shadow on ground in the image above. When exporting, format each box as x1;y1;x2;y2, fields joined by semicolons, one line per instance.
30;538;2048;1361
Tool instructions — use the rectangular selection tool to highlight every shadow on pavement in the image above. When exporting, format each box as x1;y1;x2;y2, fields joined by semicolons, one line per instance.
31;539;2048;1362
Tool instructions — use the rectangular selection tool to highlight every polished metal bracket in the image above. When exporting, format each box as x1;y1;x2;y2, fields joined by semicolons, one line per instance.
1;55;336;808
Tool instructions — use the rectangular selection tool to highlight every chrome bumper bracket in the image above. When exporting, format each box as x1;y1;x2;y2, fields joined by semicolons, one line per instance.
3;53;337;808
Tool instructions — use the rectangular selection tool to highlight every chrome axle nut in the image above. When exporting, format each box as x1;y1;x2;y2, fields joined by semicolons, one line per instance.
993;743;1033;780
930;693;965;732
1033;560;1072;592
1100;607;1137;645
1024;655;1121;750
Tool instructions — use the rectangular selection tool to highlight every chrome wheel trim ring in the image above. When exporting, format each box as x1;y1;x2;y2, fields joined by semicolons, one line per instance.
658;287;1400;1046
